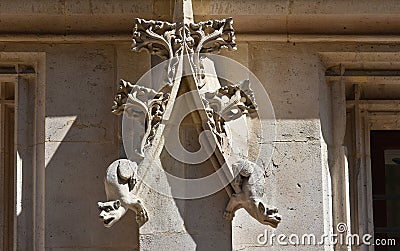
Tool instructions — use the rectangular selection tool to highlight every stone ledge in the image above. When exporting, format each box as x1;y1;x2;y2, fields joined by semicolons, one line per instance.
0;0;400;35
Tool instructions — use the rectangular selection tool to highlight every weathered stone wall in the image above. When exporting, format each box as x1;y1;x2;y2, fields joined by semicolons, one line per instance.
0;40;382;251
0;43;149;250
1;0;400;250
233;43;327;250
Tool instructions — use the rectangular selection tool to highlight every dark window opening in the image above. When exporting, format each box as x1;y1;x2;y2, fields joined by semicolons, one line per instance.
370;130;400;251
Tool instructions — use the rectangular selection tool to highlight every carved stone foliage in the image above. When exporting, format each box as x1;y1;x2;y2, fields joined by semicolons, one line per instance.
131;17;236;86
201;80;257;142
132;17;236;59
223;159;281;228
188;17;236;54
112;79;169;156
132;19;177;60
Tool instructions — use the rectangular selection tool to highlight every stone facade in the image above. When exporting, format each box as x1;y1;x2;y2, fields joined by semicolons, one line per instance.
1;1;400;251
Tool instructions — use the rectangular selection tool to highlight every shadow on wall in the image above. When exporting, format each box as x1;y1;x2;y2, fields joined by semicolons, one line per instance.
160;127;233;250
44;44;140;250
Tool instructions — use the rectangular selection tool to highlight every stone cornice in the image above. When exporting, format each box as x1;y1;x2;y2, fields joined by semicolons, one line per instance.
1;0;400;35
2;34;400;43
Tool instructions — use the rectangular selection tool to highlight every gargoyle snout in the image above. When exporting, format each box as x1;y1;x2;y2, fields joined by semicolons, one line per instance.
99;211;107;219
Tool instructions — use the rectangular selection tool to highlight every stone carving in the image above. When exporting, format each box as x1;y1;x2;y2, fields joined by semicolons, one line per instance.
223;159;282;228
112;79;169;156
98;0;281;229
189;18;236;54
98;159;148;227
202;80;257;142
132;18;236;60
132;19;177;59
188;18;236;87
112;79;161;115
131;17;236;86
99;80;169;229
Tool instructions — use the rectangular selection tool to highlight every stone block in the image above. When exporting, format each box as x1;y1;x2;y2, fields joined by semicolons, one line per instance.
116;43;151;86
45;142;137;248
45;44;116;143
139;233;196;251
249;43;322;120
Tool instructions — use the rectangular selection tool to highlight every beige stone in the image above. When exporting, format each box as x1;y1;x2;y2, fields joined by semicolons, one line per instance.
1;1;399;250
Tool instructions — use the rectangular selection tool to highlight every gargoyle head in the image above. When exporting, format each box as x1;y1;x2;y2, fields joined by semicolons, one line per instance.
98;200;127;227
256;201;282;228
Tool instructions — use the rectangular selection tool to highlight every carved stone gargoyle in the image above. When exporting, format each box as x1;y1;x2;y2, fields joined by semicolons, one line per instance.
98;159;148;227
223;159;281;228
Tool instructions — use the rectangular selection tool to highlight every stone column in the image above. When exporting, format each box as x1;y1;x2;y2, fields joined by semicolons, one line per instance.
329;70;352;251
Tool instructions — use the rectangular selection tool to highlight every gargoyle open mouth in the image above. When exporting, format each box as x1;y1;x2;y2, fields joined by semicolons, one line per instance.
103;217;115;225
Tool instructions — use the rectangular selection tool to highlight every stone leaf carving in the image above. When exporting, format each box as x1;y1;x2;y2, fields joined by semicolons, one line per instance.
189;18;236;87
131;17;236;86
189;17;236;54
98;159;148;227
131;17;236;59
112;79;169;156
132;19;177;59
201;79;257;142
223;159;282;228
